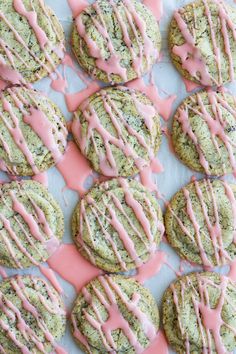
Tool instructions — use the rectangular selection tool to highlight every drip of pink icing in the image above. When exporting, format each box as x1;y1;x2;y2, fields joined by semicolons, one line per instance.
32;171;48;188
173;10;212;86
134;251;167;284
65;82;100;112
38;265;63;295
142;0;163;22
56;141;93;196
0;275;66;353
67;0;89;18
182;77;201;92
143;330;169;354
127;77;176;121
23;107;67;164
162;126;175;153
13;0;48;49
78;177;164;271
47;244;102;292
139;158;163;192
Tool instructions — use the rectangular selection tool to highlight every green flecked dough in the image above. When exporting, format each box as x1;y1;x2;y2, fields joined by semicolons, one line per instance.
72;0;161;84
0;180;64;269
72;178;163;273
72;86;161;177
168;0;236;86
0;86;67;176
0;275;66;353
165;178;236;267
163;272;236;354
172;90;236;176
0;0;65;83
71;275;159;354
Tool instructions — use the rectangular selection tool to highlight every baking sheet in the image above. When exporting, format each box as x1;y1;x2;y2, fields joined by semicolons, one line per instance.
1;0;236;353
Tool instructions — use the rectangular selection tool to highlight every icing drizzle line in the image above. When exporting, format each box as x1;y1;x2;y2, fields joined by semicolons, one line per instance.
170;273;236;353
75;0;159;82
172;0;236;86
0;87;67;175
168;179;236;267
0;181;61;268
71;275;157;353
0;275;65;353
0;0;65;86
175;90;236;176
72;87;158;177
76;178;164;272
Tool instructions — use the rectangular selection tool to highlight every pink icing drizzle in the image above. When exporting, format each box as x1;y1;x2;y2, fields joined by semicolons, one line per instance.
56;141;93;196
134;250;167;284
32;171;48;188
142;0;163;22
67;0;89;18
72;275;158;353
143;330;169;354
23;107;67;164
127;77;176;121
47;244;102;292
65;82;100;112
171;273;236;353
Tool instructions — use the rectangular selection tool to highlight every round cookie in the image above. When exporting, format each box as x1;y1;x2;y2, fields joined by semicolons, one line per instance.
0;0;65;84
0;86;68;176
169;0;236;86
0;274;66;353
72;178;164;273
172;89;236;176
71;274;159;354
72;0;161;84
0;180;64;269
163;272;236;354
165;178;236;267
72;86;161;177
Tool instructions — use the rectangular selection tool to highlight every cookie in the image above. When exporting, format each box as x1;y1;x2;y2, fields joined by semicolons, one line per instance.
0;86;68;176
172;89;236;176
169;0;236;86
70;274;159;354
72;178;164;273
163;272;236;354
72;0;161;84
165;178;236;267
0;274;66;353
72;86;161;177
0;0;65;84
0;180;64;269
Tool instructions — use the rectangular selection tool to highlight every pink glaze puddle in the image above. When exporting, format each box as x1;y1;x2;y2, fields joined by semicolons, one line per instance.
55;345;68;354
56;141;92;196
65;82;100;112
47;244;102;292
139;158;163;192
228;259;236;281
32;171;48;188
143;330;169;354
67;0;89;18
127;77;176;121
142;0;163;22
39;265;63;294
182;78;201;92
134;251;167;284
